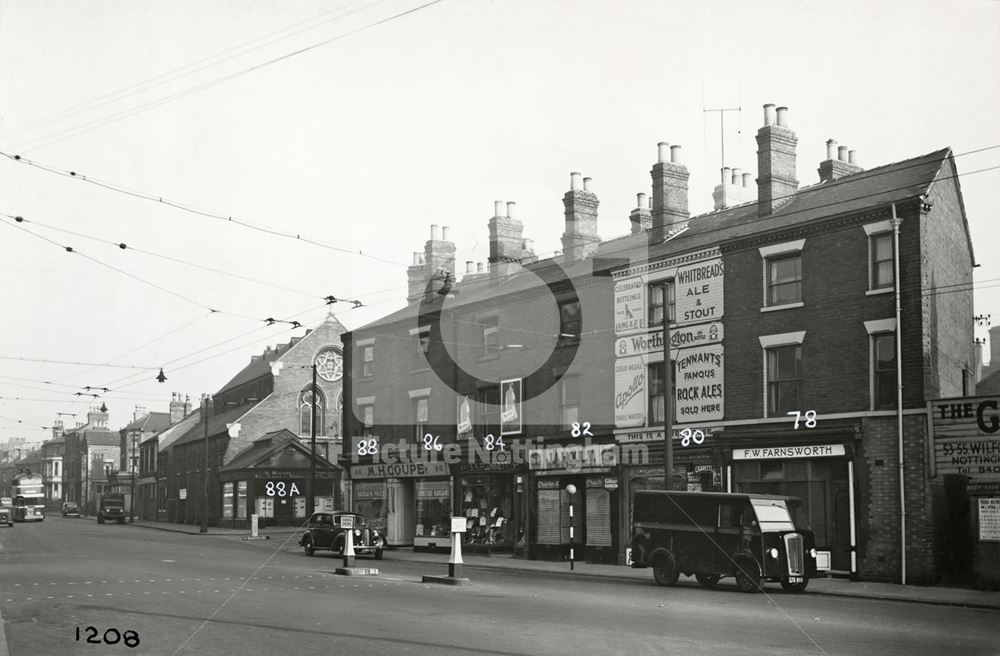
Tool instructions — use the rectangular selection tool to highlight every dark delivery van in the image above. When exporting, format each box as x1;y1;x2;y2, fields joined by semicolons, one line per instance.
629;490;817;592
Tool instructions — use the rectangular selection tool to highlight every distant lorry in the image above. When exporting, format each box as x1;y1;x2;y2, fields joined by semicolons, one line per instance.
97;493;126;525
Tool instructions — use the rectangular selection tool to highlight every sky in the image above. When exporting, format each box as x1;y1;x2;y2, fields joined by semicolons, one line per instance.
1;0;998;446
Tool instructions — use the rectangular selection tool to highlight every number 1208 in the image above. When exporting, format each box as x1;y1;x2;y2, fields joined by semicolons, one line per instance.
75;626;140;648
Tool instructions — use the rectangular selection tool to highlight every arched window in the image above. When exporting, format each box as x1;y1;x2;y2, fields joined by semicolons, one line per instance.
299;387;326;437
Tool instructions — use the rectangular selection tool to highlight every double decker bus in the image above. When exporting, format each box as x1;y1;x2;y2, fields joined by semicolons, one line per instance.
11;471;45;522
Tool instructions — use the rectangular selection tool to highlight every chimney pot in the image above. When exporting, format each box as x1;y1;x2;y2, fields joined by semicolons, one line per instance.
838;146;849;162
582;176;592;192
742;172;752;188
506;201;516;219
731;167;742;184
657;142;670;163
637;192;648;209
670;144;682;164
412;252;421;265
763;103;777;126
848;149;859;165
826;139;838;160
442;226;450;241
775;106;789;127
494;200;505;217
430;224;440;240
466;261;474;274
722;166;731;184
570;172;582;191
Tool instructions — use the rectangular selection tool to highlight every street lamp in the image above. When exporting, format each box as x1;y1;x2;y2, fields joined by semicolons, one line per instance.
565;483;577;570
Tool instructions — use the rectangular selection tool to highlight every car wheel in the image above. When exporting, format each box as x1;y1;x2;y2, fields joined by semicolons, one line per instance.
734;555;763;593
695;573;720;588
303;537;315;557
374;548;383;561
652;551;679;586
780;578;809;593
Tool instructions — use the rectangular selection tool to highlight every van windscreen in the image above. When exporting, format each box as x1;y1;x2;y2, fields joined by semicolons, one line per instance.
750;499;795;531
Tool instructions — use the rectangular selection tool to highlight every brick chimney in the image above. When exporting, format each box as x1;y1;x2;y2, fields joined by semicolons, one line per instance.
406;251;427;303
629;192;651;234
52;420;64;439
87;404;109;429
489;201;527;282
711;166;755;210
650;143;689;240
406;226;456;302
756;104;798;217
561;172;600;260
169;392;187;424
818;139;863;182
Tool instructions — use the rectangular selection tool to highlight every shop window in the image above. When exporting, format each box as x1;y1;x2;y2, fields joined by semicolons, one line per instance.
585;483;612;546
236;481;247;519
560;375;580;427
536;486;562;545
869;232;894;290
480;316;499;358
873;333;897;409
766;345;802;416
222;482;234;519
415;481;451;539
648;280;675;326
353;482;387;533
462;475;513;545
255;497;274;519
558;300;581;345
759;460;785;480
298;387;326;437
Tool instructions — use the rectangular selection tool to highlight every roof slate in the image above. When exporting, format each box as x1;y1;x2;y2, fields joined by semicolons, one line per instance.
221;429;338;472
171;403;257;448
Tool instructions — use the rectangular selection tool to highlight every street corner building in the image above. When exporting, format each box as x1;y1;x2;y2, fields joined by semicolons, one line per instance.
148;314;348;528
340;102;987;585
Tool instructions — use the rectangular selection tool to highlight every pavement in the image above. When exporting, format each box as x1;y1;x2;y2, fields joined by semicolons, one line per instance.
125;519;1000;611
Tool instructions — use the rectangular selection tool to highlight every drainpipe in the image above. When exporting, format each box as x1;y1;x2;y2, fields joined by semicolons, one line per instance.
891;203;905;585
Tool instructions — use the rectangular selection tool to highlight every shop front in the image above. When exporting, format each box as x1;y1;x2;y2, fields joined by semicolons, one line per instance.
348;459;450;547
527;441;619;564
729;439;854;575
454;460;523;552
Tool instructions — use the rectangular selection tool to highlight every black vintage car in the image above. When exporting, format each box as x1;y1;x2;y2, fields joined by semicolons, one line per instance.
61;502;81;518
630;490;817;593
0;502;13;527
299;511;385;559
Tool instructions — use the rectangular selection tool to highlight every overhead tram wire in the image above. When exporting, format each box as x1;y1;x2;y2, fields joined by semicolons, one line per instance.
8;214;328;300
4;0;444;154
0;0;389;142
0;154;406;268
2;143;995;276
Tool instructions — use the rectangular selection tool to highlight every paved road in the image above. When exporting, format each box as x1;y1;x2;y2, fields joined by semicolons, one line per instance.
1;518;997;656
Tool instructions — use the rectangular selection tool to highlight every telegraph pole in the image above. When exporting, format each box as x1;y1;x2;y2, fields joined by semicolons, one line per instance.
308;363;318;517
200;394;212;534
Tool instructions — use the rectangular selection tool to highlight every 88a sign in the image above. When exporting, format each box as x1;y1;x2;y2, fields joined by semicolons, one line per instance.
265;481;301;497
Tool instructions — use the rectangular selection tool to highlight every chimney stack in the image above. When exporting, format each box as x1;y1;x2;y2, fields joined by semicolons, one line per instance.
711;164;755;211
629;192;652;234
169;392;187;424
406;225;456;302
650;142;690;240
562;172;600;260
818;138;863;183
489;200;529;282
756;104;799;217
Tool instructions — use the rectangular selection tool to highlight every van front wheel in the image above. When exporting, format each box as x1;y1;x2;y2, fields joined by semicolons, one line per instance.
734;555;763;593
652;552;679;586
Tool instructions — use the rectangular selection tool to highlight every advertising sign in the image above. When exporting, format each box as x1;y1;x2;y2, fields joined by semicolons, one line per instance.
931;397;1000;482
614;277;646;334
979;498;1000;542
457;395;473;436
614;357;646;427
674;258;724;325
674;344;724;422
500;378;522;436
732;444;846;460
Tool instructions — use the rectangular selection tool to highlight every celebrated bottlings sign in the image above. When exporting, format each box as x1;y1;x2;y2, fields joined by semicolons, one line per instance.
931;397;1000;487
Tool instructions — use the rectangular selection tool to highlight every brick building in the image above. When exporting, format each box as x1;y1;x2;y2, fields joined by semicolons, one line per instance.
161;314;346;528
343;103;975;582
61;405;122;515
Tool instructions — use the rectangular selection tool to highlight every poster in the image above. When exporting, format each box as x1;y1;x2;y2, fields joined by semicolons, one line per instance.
500;378;522;436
